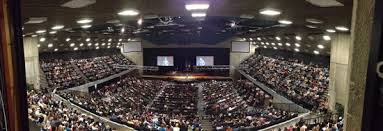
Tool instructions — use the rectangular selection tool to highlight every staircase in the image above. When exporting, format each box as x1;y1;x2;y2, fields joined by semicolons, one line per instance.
39;67;49;89
70;62;90;82
196;84;214;131
145;82;168;110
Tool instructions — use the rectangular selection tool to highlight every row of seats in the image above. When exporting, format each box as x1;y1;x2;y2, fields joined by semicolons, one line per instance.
240;54;329;111
202;80;297;130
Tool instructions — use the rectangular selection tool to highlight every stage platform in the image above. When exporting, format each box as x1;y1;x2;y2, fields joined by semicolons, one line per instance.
141;72;232;82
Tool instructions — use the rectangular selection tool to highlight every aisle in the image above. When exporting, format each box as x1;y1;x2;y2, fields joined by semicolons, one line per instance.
196;83;213;131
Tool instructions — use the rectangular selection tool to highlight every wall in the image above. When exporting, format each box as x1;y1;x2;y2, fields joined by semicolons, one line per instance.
329;34;351;109
229;38;256;76
23;37;40;89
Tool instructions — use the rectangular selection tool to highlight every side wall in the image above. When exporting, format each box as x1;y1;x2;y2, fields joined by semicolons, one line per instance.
23;37;40;89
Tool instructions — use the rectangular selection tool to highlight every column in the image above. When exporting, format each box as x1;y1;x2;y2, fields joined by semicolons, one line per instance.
329;34;351;111
23;37;40;89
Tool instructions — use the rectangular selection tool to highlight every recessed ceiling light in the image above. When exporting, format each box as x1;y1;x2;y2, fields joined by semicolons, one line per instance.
278;43;283;46
36;30;46;34
294;48;300;52
102;43;106;46
278;20;293;24
257;37;261;41
306;25;318;28
54;48;58;52
74;47;78;51
259;8;281;16
31;34;38;37
273;47;278;50
107;43;111;45
317;44;325;49
266;42;270;45
86;38;91;41
137;18;143;25
323;35;331;41
66;38;71;42
80;43;84;47
191;13;207;17
61;0;96;8
81;25;92;29
263;46;267;48
295;43;301;47
118;39;122;42
108;38;112;42
118;9;139;16
95;43;99;46
87;43;92;46
48;43;53;48
51;25;65;30
286;43;291;46
326;29;336;33
25;17;47;24
305;18;323;24
39;37;46;42
313;50;320;54
261;42;265;45
295;36;302;41
49;31;57;34
335;26;349;31
185;3;210;10
96;46;100;49
107;46;111;48
121;27;125;33
77;19;93;24
271;43;276;46
275;36;281;41
70;43;75;47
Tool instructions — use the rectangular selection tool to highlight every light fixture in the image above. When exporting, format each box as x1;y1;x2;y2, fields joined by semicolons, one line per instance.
118;9;139;16
87;43;92;46
119;39;122;42
108;38;112;42
326;29;336;33
66;38;71;42
271;43;276;46
81;25;92;29
313;50;320;54
31;34;38;37
48;43;53;48
295;43;301;47
80;43;84;47
191;13;207;17
95;43;99;46
54;48;58;52
305;18;323;24
96;46;100;49
74;47;78;51
323;35;331;41
49;31;57;34
261;42;265;45
294;48;300;52
121;27;125;33
102;43;106;46
335;26;349;31
273;47;278;50
278;43;283;46
259;8;281;16
39;37;46;42
35;30;46;34
278;20;293;24
266;42;270;45
77;19;93;24
257;37;261;41
275;36;281;41
286;43;291;46
107;46;111;48
107;43;111;45
70;43;75;47
317;44;325;49
86;38;91;42
137;18;143;25
37;44;40;47
185;3;210;10
263;46;267;48
51;25;65;30
295;36;302;41
306;25;318;29
249;38;253;41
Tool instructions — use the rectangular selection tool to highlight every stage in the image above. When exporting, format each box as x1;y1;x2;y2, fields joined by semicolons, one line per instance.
141;71;232;82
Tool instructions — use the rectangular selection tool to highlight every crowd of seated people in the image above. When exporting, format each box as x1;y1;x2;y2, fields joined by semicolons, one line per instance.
73;54;133;81
40;53;134;90
41;59;87;90
149;83;201;130
202;80;297;130
280;117;343;131
59;76;201;130
28;89;115;130
240;54;329;111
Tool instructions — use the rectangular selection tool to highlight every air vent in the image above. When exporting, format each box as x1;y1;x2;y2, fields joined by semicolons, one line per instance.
306;0;344;7
61;0;96;8
25;17;47;24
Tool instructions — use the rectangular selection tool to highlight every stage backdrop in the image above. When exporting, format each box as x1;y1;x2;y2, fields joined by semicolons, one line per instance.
143;48;230;71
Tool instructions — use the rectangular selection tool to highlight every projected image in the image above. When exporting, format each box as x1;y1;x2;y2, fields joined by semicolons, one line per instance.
196;56;214;66
157;56;174;66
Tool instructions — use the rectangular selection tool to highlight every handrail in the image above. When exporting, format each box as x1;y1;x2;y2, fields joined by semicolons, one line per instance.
53;94;136;131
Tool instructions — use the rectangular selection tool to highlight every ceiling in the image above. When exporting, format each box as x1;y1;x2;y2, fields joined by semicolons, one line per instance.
21;0;353;54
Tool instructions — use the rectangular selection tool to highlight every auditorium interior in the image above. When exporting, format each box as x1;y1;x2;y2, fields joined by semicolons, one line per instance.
0;0;382;131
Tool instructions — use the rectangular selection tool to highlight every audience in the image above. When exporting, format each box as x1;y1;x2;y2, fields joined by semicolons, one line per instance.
202;80;297;130
281;117;343;131
28;89;115;131
240;54;329;111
